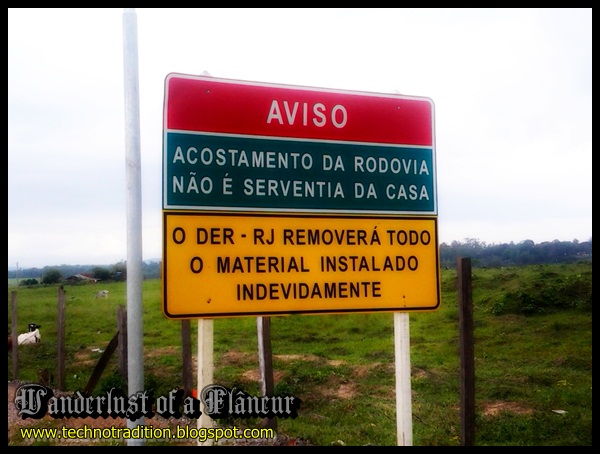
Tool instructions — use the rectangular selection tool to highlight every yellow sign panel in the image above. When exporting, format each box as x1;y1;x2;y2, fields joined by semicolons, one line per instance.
162;212;440;319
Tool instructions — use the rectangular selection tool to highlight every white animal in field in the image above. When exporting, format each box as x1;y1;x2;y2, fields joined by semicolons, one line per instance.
95;290;109;299
17;323;41;345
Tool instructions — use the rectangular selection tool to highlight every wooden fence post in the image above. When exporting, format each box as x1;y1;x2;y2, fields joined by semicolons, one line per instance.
457;257;475;446
257;316;277;431
57;286;66;390
11;291;19;380
181;320;193;397
117;305;128;380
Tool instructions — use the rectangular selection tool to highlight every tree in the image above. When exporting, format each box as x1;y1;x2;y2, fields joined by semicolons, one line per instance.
112;261;127;281
92;266;113;281
42;268;62;284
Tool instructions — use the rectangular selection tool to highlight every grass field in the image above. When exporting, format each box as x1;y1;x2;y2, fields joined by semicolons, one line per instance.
7;261;592;446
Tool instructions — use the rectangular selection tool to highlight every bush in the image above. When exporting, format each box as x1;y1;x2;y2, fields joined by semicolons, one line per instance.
490;273;592;315
19;278;39;286
42;269;62;285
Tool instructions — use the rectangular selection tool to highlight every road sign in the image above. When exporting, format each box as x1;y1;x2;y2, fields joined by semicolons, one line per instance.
162;74;439;318
162;212;440;318
163;73;437;215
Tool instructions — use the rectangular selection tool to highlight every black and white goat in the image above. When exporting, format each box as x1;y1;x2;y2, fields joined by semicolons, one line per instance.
9;323;42;349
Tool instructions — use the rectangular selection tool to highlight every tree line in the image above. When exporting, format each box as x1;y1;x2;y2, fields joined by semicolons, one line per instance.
8;238;592;284
439;238;592;268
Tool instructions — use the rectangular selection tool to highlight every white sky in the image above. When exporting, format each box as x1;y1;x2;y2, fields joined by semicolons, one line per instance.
8;8;592;269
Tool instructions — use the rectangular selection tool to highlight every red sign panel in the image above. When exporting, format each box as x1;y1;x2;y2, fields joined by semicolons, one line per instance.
164;73;434;146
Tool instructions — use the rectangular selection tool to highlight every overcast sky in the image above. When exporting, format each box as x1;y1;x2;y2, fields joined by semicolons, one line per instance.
8;8;592;269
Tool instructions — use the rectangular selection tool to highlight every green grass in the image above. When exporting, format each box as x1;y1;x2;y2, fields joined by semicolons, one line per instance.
7;261;592;446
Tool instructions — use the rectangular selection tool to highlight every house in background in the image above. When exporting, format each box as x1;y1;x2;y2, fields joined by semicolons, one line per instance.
64;273;99;283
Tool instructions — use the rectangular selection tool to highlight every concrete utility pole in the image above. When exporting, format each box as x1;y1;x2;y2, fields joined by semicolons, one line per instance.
122;7;145;446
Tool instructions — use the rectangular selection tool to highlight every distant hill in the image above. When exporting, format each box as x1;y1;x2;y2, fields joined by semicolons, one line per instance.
8;260;161;281
439;238;591;268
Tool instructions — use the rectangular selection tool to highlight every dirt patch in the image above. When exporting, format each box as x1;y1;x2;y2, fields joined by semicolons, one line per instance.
321;382;357;399
219;350;253;365
481;400;534;416
241;369;285;382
